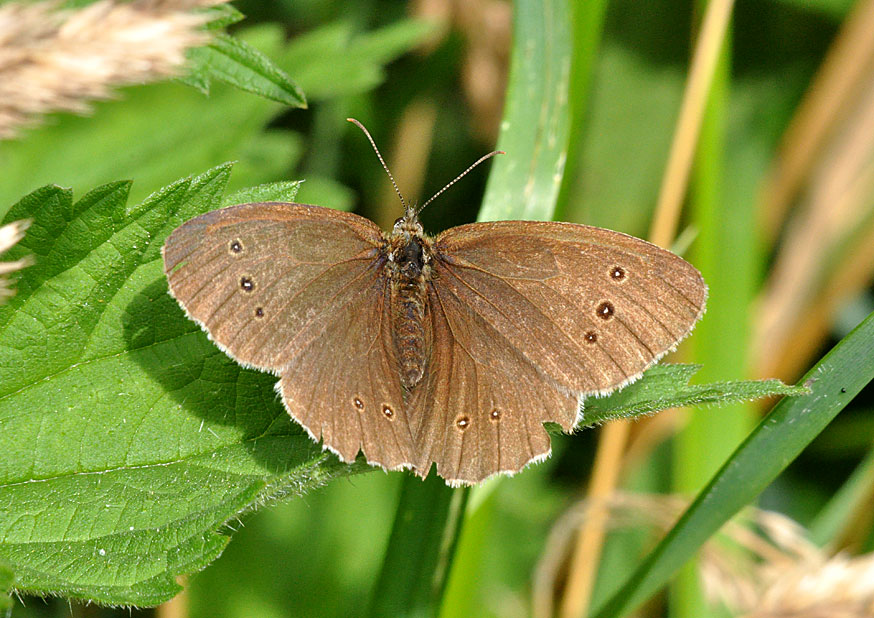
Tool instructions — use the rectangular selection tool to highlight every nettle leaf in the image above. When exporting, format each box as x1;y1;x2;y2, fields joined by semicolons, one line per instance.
0;561;12;611
0;167;352;606
578;364;807;427
200;3;245;31
184;33;307;107
221;180;302;207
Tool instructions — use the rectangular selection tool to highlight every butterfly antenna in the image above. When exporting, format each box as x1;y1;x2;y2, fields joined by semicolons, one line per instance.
417;149;505;214
347;118;410;214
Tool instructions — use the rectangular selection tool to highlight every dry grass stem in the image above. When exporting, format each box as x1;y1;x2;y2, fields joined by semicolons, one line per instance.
374;99;439;230
758;0;874;241
0;0;223;139
536;494;874;618
649;0;735;249
754;56;874;381
0;220;32;299
555;421;629;618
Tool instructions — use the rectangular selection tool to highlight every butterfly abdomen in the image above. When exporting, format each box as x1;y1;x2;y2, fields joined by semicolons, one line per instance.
391;275;427;389
388;225;432;390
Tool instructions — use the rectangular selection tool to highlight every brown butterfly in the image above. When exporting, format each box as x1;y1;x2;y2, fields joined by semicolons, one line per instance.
162;119;707;486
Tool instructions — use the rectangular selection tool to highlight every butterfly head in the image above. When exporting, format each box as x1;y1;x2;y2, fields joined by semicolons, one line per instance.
389;210;429;268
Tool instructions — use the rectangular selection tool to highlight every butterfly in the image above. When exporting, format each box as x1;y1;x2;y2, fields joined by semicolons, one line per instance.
162;119;707;486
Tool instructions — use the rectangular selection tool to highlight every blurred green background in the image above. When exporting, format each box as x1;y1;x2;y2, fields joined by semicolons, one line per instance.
4;0;874;616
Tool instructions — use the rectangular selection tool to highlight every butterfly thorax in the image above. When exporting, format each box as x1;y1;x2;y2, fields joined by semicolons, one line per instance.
386;215;433;390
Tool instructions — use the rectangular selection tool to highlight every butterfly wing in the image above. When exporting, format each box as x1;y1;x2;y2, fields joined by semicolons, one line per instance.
163;202;385;370
409;284;578;485
277;271;416;470
408;220;706;484
163;202;415;469
432;221;707;396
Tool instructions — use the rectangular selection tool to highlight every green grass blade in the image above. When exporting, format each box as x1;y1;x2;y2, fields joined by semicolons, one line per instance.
591;309;874;618
672;11;738;616
479;0;573;222
370;0;575;614
554;0;609;218
367;474;468;618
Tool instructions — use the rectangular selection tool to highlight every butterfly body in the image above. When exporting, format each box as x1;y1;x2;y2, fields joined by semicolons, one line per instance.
385;214;433;389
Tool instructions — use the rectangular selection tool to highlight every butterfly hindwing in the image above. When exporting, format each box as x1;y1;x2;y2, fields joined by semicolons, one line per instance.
408;280;578;485
278;273;416;470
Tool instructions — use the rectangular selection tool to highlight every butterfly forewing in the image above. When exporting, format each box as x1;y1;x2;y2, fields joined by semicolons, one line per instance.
163;203;385;370
433;221;707;396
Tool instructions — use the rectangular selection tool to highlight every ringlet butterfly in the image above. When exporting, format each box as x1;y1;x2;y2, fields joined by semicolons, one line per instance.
162;119;707;486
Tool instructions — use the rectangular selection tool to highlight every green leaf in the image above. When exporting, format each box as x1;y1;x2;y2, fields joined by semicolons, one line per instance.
0;560;12;612
591;309;874;618
0;167;352;606
579;364;807;427
200;3;245;31
186;33;307;107
221;180;302;206
283;20;435;101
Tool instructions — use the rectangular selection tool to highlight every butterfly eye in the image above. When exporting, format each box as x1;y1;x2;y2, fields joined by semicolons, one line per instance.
353;398;365;410
610;266;626;281
229;239;244;254
584;331;598;343
455;415;471;430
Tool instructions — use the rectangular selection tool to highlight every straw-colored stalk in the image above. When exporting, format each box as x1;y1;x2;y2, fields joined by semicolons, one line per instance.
557;1;736;616
0;0;223;139
535;493;874;618
754;0;874;382
0;220;31;300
